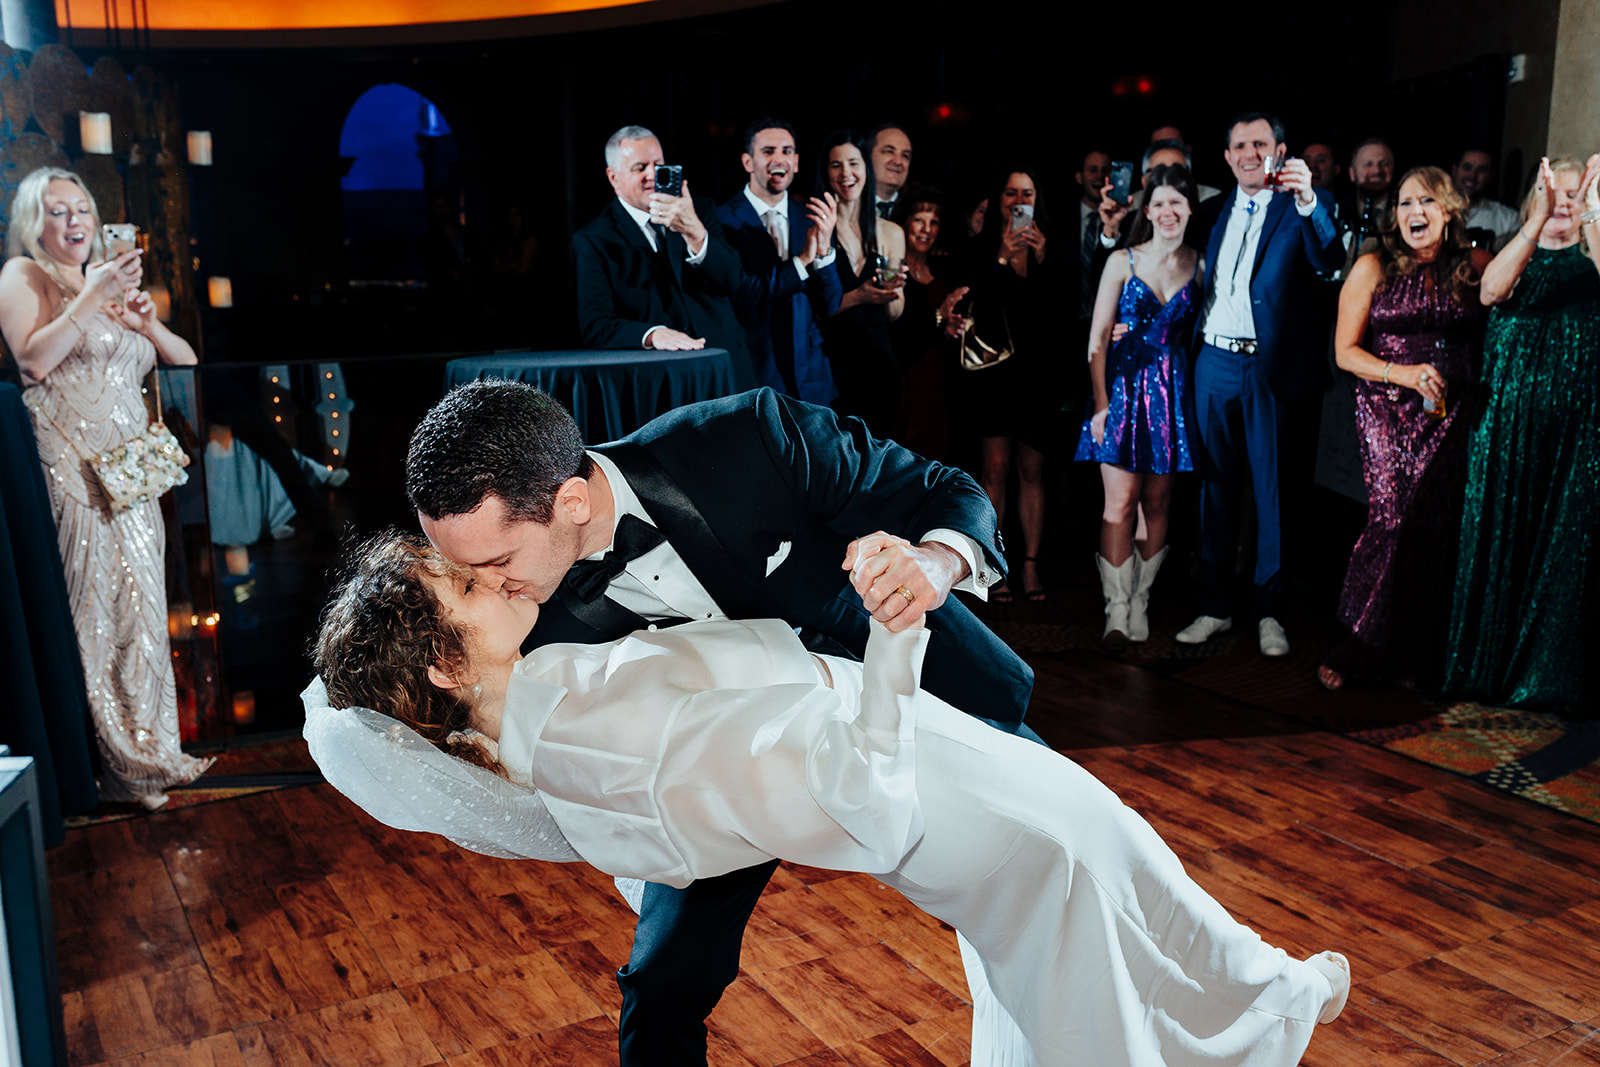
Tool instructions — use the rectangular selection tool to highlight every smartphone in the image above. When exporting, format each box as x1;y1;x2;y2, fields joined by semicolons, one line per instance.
1008;204;1035;232
1107;162;1134;205
103;222;138;257
653;165;683;198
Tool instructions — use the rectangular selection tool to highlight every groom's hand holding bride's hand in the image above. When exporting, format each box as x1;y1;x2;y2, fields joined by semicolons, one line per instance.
842;533;968;632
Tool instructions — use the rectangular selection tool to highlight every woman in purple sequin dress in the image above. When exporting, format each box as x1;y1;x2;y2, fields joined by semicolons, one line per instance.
1076;165;1200;642
1322;167;1490;690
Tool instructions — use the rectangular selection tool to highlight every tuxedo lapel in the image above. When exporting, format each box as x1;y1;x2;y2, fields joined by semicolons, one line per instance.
609;199;678;290
1204;191;1231;296
600;443;747;613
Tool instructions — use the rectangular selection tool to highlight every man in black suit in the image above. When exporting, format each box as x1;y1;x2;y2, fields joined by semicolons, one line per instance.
715;117;842;405
572;125;751;379
407;380;1033;1067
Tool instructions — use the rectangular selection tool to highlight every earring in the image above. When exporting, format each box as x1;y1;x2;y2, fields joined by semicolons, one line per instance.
471;682;483;701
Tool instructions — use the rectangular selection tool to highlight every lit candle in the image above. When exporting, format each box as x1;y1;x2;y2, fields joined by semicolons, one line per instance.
232;690;256;725
208;276;233;308
79;112;112;155
187;131;213;166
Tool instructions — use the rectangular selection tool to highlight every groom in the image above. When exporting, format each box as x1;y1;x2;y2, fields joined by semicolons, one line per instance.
406;381;1034;1065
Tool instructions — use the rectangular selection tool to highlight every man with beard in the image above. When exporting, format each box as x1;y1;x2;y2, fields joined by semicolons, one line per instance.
716;118;843;404
1453;147;1520;248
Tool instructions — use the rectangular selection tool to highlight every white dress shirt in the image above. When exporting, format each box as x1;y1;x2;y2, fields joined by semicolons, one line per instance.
617;196;710;265
586;451;995;624
1201;188;1315;340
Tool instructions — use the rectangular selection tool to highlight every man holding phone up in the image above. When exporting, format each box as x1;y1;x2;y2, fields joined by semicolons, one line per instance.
573;125;751;380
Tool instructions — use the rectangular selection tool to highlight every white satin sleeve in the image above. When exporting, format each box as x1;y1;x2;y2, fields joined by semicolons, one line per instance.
300;678;583;863
805;620;930;871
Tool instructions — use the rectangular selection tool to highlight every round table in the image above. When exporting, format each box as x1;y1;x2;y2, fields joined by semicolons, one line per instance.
444;348;740;441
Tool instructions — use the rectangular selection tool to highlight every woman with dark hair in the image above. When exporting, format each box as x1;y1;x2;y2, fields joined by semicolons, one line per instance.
957;168;1055;602
1321;166;1492;690
1074;164;1202;641
889;185;957;458
0;166;212;809
1446;154;1600;709
815;130;906;433
307;530;1351;1065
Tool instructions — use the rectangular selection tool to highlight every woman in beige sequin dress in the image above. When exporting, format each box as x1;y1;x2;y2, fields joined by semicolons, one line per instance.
0;167;211;809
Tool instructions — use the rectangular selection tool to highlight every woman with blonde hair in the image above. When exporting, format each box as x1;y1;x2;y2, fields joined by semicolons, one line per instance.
0;166;211;808
1320;166;1491;691
1446;154;1600;709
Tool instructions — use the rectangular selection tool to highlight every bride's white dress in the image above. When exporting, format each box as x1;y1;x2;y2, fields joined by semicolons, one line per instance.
304;619;1331;1066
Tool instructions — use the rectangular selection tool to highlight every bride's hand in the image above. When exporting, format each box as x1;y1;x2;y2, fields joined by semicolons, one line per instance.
842;532;964;632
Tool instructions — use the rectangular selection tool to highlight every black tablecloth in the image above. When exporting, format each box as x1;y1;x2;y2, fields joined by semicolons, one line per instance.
444;348;740;441
0;384;98;847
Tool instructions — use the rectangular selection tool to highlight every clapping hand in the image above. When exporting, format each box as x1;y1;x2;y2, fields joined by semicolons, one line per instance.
938;285;971;338
803;192;839;260
1528;157;1558;229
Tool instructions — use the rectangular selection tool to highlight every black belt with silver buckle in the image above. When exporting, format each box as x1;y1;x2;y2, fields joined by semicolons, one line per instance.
1206;334;1258;354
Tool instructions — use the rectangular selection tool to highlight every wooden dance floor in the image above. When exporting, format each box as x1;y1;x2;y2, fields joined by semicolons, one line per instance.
50;642;1600;1065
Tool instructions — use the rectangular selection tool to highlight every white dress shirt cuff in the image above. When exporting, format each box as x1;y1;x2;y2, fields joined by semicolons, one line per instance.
1294;194;1318;217
921;529;994;597
794;248;836;280
642;325;669;347
685;233;709;265
1099;230;1118;249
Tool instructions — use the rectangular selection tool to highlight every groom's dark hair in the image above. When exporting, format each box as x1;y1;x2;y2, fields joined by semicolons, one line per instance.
406;380;595;524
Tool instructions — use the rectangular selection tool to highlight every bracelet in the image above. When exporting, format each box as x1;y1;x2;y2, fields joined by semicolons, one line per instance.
1518;228;1538;245
1382;362;1392;385
66;310;86;335
1582;208;1600;225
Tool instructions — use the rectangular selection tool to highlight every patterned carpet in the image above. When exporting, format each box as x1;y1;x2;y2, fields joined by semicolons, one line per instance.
982;596;1600;826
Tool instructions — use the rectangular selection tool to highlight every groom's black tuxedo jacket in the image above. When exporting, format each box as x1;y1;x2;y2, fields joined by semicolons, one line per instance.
526;388;1033;725
572;198;751;373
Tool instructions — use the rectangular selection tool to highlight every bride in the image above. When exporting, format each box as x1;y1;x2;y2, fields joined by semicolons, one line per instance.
304;532;1350;1065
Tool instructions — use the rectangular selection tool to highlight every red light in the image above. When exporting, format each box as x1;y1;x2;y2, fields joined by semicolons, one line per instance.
1112;82;1127;96
937;104;951;118
1137;79;1152;93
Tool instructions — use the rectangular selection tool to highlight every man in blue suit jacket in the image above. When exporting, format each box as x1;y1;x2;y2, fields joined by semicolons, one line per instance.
1176;112;1343;656
715;118;842;405
407;380;1032;1067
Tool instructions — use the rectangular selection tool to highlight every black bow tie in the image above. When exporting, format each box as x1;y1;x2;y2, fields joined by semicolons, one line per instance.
560;514;666;603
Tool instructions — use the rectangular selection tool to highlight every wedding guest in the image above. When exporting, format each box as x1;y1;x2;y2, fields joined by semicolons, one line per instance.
0;167;213;809
1452;147;1521;248
1446;155;1600;709
816;129;906;434
1321;167;1490;690
1076;165;1202;642
1177;113;1343;657
963;167;1054;602
890;186;954;458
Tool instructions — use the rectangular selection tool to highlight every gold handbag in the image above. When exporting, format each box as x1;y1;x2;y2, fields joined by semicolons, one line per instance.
958;308;1014;371
40;368;190;511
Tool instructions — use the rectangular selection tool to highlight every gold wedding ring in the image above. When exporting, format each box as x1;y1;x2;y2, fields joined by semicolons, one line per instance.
896;586;916;604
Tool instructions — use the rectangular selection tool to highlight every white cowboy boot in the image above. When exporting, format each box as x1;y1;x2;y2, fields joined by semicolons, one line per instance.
1128;546;1168;642
1096;555;1134;642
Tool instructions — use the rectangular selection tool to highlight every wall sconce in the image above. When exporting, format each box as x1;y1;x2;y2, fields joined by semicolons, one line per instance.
79;111;112;155
147;285;172;321
187;131;213;166
207;277;233;308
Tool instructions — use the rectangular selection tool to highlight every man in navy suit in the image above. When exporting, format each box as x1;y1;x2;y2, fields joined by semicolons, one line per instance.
572;125;751;378
1176;112;1343;656
715;118;843;405
407;380;1032;1066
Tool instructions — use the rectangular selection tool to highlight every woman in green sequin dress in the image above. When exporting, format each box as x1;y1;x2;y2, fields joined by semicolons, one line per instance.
1446;155;1600;708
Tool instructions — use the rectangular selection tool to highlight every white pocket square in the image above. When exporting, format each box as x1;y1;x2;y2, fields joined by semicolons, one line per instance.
764;541;792;577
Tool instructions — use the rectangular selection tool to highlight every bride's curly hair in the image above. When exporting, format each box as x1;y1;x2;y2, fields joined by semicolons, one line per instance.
314;531;498;772
1376;166;1480;308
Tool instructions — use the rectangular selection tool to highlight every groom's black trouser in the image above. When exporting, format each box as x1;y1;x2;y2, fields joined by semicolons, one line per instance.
617;859;783;1067
614;722;1045;1065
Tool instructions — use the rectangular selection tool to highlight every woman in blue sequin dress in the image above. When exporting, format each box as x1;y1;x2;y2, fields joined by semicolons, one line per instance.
1076;165;1201;641
1322;167;1490;691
